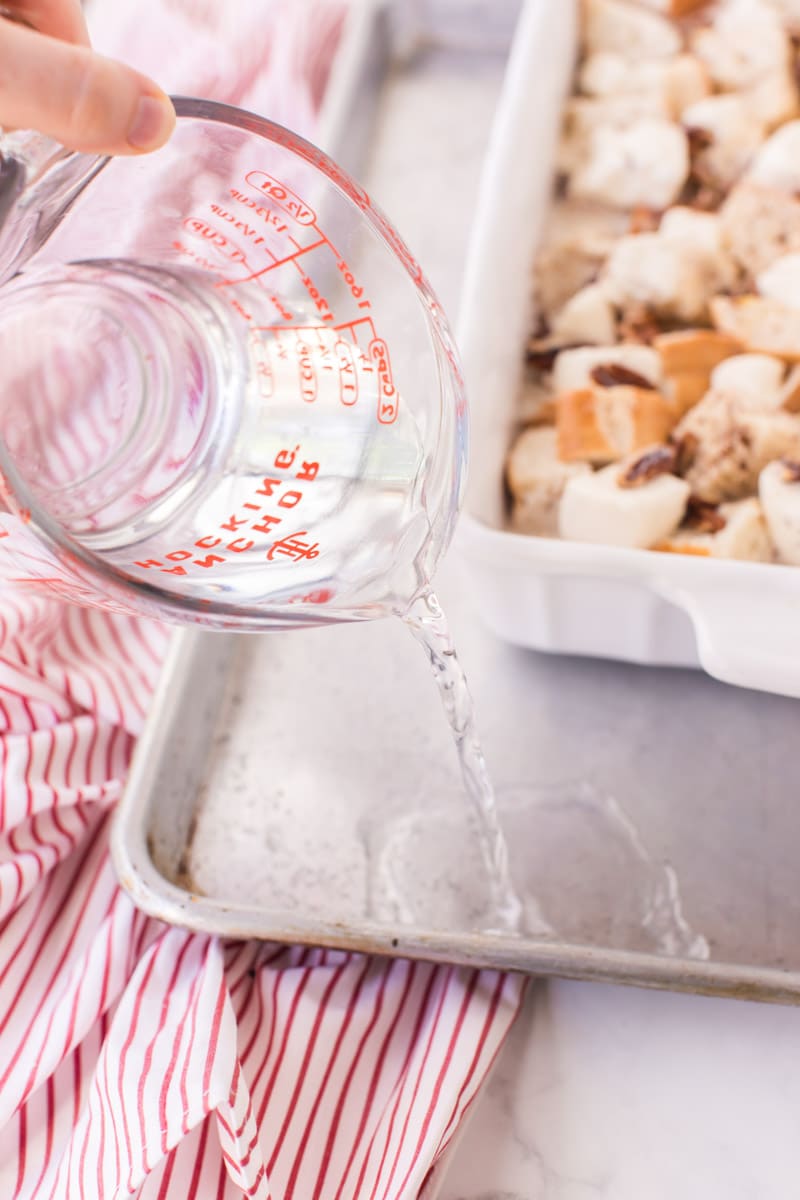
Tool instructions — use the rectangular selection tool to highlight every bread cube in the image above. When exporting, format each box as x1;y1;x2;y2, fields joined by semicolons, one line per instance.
682;94;767;190
759;458;800;563
747;69;799;130
748;119;800;192
603;232;715;323
583;0;683;59
756;254;800;311
691;2;790;91
507;427;591;536
579;52;710;119
655;329;742;374
570;119;689;210
551;284;618;346
676;390;800;501
710;353;788;409
535;233;616;319
720;182;800;276
556;385;675;464
553;344;663;394
710;295;800;362
657;497;774;561
762;0;800;32
559;457;690;548
655;329;743;417
659;206;725;256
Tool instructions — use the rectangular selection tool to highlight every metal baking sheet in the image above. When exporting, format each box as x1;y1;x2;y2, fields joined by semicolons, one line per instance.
112;0;800;1004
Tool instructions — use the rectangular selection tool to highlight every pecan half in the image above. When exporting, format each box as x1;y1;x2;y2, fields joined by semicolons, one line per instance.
618;444;678;488
684;496;727;533
590;363;657;390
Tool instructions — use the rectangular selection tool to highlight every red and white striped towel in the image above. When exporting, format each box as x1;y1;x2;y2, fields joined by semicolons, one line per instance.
0;4;524;1196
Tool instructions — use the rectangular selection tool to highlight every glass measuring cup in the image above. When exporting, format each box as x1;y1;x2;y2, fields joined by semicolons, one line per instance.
0;98;467;629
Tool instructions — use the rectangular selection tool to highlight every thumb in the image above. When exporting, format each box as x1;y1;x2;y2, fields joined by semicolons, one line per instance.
0;18;175;155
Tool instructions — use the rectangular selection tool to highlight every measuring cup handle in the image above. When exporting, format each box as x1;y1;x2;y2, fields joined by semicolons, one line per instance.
0;130;104;286
0;128;66;182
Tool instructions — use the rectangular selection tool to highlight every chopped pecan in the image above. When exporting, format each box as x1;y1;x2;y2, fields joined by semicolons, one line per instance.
525;344;560;372
679;171;725;212
689;184;725;212
525;339;584;372
686;126;713;155
617;303;662;345
618;444;678;488
782;457;800;483
684;496;727;533
792;36;800;94
671;431;700;475
590;363;657;390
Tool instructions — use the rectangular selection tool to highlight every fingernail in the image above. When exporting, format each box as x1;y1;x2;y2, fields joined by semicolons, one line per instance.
127;94;175;151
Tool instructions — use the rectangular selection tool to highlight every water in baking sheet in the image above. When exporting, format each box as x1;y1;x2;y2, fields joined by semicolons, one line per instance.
368;772;709;957
402;589;525;934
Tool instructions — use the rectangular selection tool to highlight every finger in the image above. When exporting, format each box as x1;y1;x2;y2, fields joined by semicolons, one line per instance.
0;19;175;155
0;0;89;45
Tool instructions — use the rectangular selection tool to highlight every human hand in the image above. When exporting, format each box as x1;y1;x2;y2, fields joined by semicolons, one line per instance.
0;0;175;155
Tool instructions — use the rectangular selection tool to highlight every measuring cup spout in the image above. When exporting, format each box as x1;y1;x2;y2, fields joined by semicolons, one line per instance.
0;131;105;286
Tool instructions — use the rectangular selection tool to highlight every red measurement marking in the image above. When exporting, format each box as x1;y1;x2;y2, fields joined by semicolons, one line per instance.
220;192;292;234
172;240;228;275
244;171;317;225
370;338;399;425
269;294;294;321
216;237;327;290
335;314;376;338
182;217;249;265
335;256;368;305
295;270;333;320
228;188;289;232
296;337;317;402
335;340;358;406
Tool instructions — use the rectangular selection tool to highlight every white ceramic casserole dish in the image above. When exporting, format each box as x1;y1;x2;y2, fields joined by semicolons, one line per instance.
454;0;800;699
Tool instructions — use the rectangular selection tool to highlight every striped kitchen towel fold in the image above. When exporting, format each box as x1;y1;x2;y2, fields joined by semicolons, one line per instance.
0;3;524;1196
0;591;524;1199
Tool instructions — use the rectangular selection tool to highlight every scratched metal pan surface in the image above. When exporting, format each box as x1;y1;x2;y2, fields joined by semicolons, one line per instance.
112;0;800;1005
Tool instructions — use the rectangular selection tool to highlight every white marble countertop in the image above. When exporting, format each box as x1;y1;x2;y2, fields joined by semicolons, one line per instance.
440;979;800;1199
356;12;800;1199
